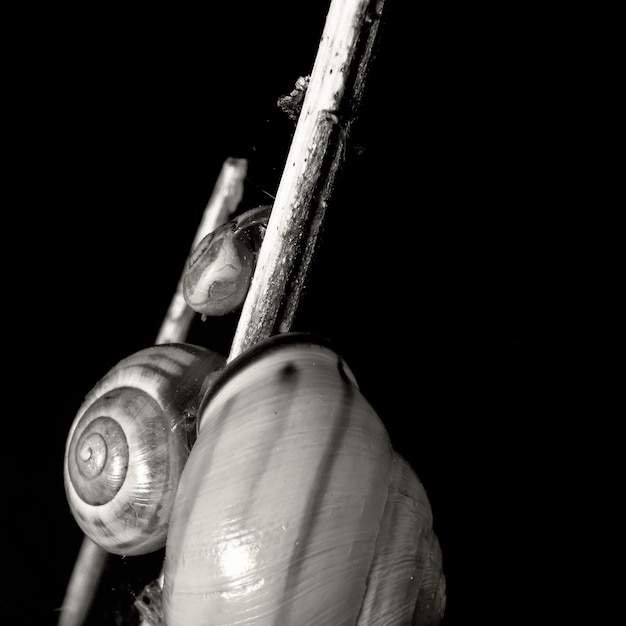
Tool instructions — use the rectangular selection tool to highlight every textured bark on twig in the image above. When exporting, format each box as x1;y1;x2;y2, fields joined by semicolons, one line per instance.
229;0;386;360
58;158;248;626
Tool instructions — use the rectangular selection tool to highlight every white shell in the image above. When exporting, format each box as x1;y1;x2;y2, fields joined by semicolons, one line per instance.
163;334;445;624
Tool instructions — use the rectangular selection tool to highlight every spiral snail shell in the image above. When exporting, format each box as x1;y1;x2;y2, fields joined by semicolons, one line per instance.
182;205;272;317
63;343;225;556
163;333;446;625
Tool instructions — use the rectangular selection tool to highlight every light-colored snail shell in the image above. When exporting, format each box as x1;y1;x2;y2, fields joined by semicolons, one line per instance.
163;333;445;625
182;205;271;317
63;343;225;556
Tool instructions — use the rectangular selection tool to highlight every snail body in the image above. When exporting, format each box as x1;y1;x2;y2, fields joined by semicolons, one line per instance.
182;205;272;317
163;333;445;625
63;343;225;556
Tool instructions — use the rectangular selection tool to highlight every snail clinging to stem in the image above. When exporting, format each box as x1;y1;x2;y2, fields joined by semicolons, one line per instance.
63;342;225;556
163;332;446;625
182;204;272;318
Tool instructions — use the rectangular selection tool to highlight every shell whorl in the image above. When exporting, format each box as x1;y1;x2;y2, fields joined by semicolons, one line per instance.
63;343;225;556
68;411;129;505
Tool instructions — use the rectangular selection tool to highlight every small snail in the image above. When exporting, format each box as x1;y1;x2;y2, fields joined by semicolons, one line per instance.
63;343;225;556
163;333;446;625
182;205;272;318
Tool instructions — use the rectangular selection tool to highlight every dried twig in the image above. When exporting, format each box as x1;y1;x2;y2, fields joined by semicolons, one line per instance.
58;157;248;626
229;0;386;360
57;538;108;626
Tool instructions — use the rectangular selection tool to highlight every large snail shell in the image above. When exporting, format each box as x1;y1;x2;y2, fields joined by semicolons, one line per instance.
163;333;445;625
63;343;225;556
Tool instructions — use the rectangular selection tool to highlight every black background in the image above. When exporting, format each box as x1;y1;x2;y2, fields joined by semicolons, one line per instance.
2;2;591;625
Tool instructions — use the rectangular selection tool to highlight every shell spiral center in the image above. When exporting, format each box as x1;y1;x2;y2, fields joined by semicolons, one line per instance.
68;415;129;506
77;432;108;478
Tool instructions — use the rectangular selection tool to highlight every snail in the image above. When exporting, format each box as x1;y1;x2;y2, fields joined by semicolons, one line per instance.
182;204;272;318
63;342;225;556
163;333;446;625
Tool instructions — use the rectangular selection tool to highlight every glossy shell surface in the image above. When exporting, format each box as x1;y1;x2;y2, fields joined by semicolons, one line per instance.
163;333;445;625
182;205;270;317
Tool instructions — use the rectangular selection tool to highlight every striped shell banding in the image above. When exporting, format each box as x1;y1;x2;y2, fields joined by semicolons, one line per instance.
63;343;225;556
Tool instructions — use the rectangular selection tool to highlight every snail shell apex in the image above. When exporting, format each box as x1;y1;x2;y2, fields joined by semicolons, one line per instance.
63;343;225;556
